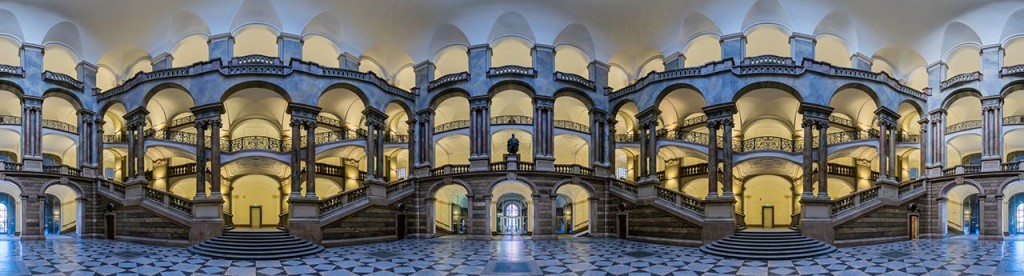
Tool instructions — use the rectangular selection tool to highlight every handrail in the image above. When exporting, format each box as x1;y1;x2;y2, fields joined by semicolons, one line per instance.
828;115;854;128
430;164;471;176
434;120;470;133
1002;64;1024;77
830;186;880;215
678;163;709;177
0;64;25;77
143;186;193;216
167;115;195;129
0;115;20;125
42;165;81;177
97;179;126;196
42;70;83;90
940;71;982;89
615;132;642;143
386;180;414;197
1005;115;1024;126
739;136;795;152
659;129;710;145
318;186;368;213
609;179;638;195
487;65;536;77
166;163;197;178
680;115;707;128
553;71;594;89
0;162;23;171
656;186;706;214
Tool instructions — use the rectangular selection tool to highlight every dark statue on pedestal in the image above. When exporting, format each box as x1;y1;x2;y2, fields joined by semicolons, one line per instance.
507;134;519;154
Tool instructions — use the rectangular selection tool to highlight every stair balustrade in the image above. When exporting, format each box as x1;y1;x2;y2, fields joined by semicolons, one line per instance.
610;179;638;195
830;186;880;215
318;187;368;213
142;186;193;216
42;165;81;176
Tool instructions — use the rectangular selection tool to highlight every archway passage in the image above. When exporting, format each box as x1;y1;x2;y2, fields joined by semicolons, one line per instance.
229;175;282;229
1003;180;1024;236
43;184;80;238
432;184;469;236
554;184;591;236
0;181;20;237
943;184;980;236
742;175;796;229
491;181;533;236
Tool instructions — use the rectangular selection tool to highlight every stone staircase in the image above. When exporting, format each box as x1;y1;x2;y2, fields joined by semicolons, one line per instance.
188;230;324;260
699;230;836;260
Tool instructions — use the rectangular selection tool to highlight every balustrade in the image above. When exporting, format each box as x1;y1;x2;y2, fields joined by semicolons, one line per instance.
940;71;982;89
678;163;708;177
946;120;981;133
318;187;368;213
0;115;20;125
898;180;925;198
1002;64;1024;77
610;179;638;195
167;116;195;129
553;120;589;133
143;186;193;215
830;186;880;215
487;65;536;77
42;165;81;176
42;119;77;133
615;133;641;143
98;180;126;196
655;186;706;214
42;71;84;90
1003;162;1023;171
659;129;710;145
429;72;471;89
553;71;594;89
680;115;707;128
229;136;285;152
491;115;533;125
434;120;470;133
0;64;24;77
0;162;22;171
828;115;854;128
1005;115;1024;126
166;163;197;178
739;136;794;152
232;54;280;65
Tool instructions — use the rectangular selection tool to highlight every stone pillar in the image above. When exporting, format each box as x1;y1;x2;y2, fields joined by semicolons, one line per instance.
467;45;491;84
94;119;105;177
706;119;719;198
21;97;42;171
589;61;610;93
981;96;1003;171
278;33;303;64
305;119;317;198
918;118;929;179
414;61;435;92
850;53;872;70
798;103;834;242
414;109;434;176
701;104;737;242
338;53;360;70
193;120;208;198
532;45;555;76
817;121;829;199
123;108;149;182
468;195;492;240
364;108;388;183
534;97;555;170
980;45;1004;94
789;33;816;64
189;106;226;243
468;97;491;171
607;117;618;178
876;107;901;187
78;110;97;176
20;43;43;81
209;120;223;197
636;109;659;183
532;195;554;240
926;110;946;176
720;34;746;64
207;34;234;62
285;103;323;242
980;194;1004;240
590;110;610;174
152;53;174;70
663;52;686;70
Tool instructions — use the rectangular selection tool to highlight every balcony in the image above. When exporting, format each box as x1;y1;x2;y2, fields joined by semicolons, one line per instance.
42;120;78;134
553;120;589;133
42;71;84;90
940;71;982;90
491;115;533;126
487;65;536;78
434;120;469;133
553;71;594;89
946;120;981;133
428;72;470;90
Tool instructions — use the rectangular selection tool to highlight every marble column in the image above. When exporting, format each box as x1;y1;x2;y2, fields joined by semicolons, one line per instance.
534;97;555;170
194;120;208;199
468;97;490;170
207;34;234;62
414;110;434;175
980;96;1003;171
817;121;829;199
21;97;42;171
789;33;816;64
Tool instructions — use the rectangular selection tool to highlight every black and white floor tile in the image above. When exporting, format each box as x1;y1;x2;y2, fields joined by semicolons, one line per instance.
0;235;1018;275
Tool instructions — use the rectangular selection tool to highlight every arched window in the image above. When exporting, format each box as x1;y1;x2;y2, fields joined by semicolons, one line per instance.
0;203;7;234
506;203;519;217
1017;203;1024;234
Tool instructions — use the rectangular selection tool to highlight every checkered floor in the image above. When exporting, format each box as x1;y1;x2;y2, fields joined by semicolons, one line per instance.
0;235;1020;275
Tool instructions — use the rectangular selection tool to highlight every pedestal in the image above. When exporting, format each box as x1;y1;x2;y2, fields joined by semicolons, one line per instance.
123;177;150;205
799;196;833;243
469;156;490;172
189;196;224;243
702;196;737;243
80;165;98;178
874;178;900;199
365;177;388;205
22;156;42;172
504;154;519;171
287;196;322;243
634;177;660;205
981;158;1001;172
534;156;554;171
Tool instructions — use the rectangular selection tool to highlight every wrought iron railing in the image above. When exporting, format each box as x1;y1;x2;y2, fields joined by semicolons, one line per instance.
553;120;590;133
313;129;367;146
491;115;533;125
0;115;20;125
615;133;641;142
487;65;536;77
828;115;854;128
103;133;129;143
1005;115;1024;126
680;115;707;128
434;120;470;133
896;131;921;143
659;129;710;145
825;129;877;145
553;71;594;89
42;120;77;133
316;116;343;128
318;186;367;213
946;120;981;133
656;186;705;214
230;136;285;152
739;136;794;152
167;116;195;129
429;72;471;89
383;131;409;143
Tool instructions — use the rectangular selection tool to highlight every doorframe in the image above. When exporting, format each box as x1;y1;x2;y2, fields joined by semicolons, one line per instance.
762;205;775;228
250;206;263;228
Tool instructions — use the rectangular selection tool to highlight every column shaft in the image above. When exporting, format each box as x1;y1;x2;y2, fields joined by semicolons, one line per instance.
707;123;719;198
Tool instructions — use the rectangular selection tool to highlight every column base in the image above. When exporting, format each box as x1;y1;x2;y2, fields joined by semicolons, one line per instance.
22;156;42;172
80;165;98;178
534;156;554;171
287;196;322;243
799;197;833;243
413;164;433;177
981;158;1002;172
469;156;490;172
926;166;943;177
189;219;225;243
702;197;737;242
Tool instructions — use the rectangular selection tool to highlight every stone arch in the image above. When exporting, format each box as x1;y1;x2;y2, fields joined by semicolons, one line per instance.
741;0;794;34
39;179;84;199
229;0;283;35
998;177;1024;197
486;177;539;196
732;81;803;102
941;88;983;111
429;88;471;110
553;24;596;60
221;81;293;103
940;22;983;62
553;89;595;110
427;179;474;199
550;178;597;199
488;81;537;99
42;89;83;110
0;9;24;43
938;179;987;199
0;81;24;98
142;83;193;109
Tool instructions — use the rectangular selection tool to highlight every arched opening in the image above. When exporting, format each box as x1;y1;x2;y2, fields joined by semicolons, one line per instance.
432;184;468;236
0;88;21;162
491;181;533;235
1004;180;1024;236
0;180;21;237
742;174;795;228
95;67;117;91
491;37;532;68
302;35;340;67
229;174;282;229
42;93;80;134
735;87;801;152
43;44;78;79
554;184;591;235
492;130;532;162
171;34;209;67
945;46;982;77
1005;89;1024;158
637;58;665;77
745;25;790;57
871;59;896;76
317;87;366;131
815;34;851;67
615;147;640;182
315;146;368;192
433;94;469;135
146;87;195;131
41;134;77;167
947;134;982;168
233;25;278;57
394;66;416;91
223;86;290;151
658;88;706;131
943;184;981;236
657;146;709;193
683;34;722;67
553;95;590;166
554;45;589;78
43;184;80;237
1006;37;1024;67
607;66;629;91
0;37;20;66
434;45;469;78
125;59;153;77
906;67;929;91
614;102;640;181
553;135;588;165
435;135;469;166
829;87;878;130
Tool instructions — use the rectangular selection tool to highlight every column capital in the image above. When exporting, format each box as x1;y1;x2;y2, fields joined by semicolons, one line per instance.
362;107;388;127
469;96;490;107
703;103;736;128
190;103;225;121
534;96;555;108
77;109;96;117
875;106;900;128
981;95;1002;107
798;103;833;120
286;102;322;121
123;107;149;128
636;107;660;127
277;32;304;43
23;96;42;108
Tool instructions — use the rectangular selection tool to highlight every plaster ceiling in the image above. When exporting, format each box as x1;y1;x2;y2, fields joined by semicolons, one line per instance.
5;0;1021;82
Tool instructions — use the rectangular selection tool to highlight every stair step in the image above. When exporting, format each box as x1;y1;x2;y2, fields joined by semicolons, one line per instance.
699;247;835;260
699;231;837;260
188;230;324;260
716;239;818;247
205;239;308;247
711;241;827;251
725;236;810;243
198;240;314;251
190;243;323;257
193;242;319;254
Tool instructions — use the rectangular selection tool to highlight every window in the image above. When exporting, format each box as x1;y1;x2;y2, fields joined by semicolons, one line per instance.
506;204;519;217
617;168;627;179
1017;204;1024;234
0;203;6;234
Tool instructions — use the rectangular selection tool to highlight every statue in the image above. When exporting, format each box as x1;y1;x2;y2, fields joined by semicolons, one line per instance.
507;134;519;154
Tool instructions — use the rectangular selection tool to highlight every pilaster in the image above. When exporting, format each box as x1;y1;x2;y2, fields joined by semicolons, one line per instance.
467;45;492;85
151;53;174;70
720;33;746;64
21;96;42;171
414;61;435;93
980;45;1003;95
468;97;491;171
532;44;555;77
413;109;434;176
20;44;43;85
278;33;304;64
338;52;360;70
76;61;98;93
207;34;234;63
981;96;1003;171
533;96;555;170
789;33;816;64
588;60;610;94
663;52;686;70
850;53;872;70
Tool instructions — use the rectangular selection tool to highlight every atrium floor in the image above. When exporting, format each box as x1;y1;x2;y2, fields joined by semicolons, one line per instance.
0;235;1018;275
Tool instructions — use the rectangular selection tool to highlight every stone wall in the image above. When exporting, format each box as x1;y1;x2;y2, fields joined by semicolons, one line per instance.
105;199;190;246
322;206;396;243
833;205;910;246
626;204;702;245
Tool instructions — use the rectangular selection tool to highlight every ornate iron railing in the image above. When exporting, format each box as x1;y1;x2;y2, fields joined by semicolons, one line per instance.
680;115;707;128
1005;115;1024;126
143;186;193;215
831;186;880;215
434;120;470;133
896;131;921;143
230;136;285;152
103;133;128;143
168;116;195;129
739;136;794;152
487;65;536;77
429;72;471;89
316;116;343;128
42;165;81;176
553;120;590;133
0;115;20;125
491;115;533;125
659;129;710;145
42;71;84;90
825;130;877;145
828;115;854;128
318;186;367;213
946;120;981;133
42;120;77;133
383;131;409;143
940;71;982;89
656;187;705;214
615;133;641;142
553;71;594;89
313;129;367;145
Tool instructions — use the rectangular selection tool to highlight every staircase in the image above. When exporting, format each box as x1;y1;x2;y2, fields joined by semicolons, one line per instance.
188;230;324;260
700;230;836;260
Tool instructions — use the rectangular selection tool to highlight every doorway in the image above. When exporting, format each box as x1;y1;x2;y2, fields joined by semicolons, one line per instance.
250;205;263;228
762;205;775;228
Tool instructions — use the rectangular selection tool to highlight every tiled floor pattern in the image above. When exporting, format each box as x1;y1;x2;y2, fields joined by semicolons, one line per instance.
0;235;1019;275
